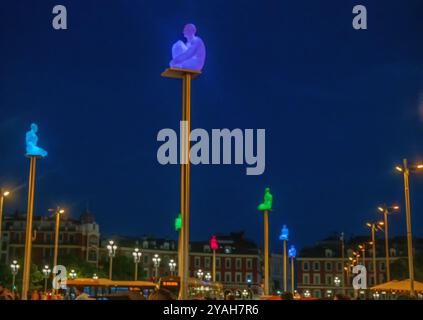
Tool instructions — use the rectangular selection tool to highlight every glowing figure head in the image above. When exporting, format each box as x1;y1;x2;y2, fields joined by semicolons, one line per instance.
279;225;289;241
26;123;48;157
210;235;218;250
288;245;297;258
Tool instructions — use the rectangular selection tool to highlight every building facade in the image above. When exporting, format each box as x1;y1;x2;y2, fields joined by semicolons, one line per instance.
296;235;417;298
102;231;261;295
0;209;100;267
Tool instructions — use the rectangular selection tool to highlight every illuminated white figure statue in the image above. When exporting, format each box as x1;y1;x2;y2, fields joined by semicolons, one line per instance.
170;23;206;71
26;123;48;157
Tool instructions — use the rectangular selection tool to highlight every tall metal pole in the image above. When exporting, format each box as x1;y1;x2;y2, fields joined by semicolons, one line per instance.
402;159;415;296
264;210;269;295
290;256;294;293
134;261;138;281
182;72;191;300
22;156;38;300
371;225;377;285
162;68;200;299
212;249;216;282
383;209;391;282
0;193;4;241
283;239;287;292
341;235;346;295
53;211;60;270
109;256;113;280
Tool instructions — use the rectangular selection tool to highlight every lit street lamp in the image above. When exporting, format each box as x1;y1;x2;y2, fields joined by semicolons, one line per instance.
0;189;10;241
107;240;117;280
168;259;176;276
42;265;51;293
395;159;422;297
196;269;204;280
205;272;212;282
366;221;384;285
10;260;19;293
69;269;77;280
304;290;311;298
132;248;142;281
152;254;161;280
334;276;341;287
377;204;400;282
93;273;98;280
48;207;65;276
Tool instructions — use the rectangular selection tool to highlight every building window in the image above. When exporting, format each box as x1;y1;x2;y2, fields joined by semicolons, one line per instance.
246;259;252;270
336;262;342;272
195;257;201;267
313;290;321;298
204;245;211;253
302;261;310;271
313;262;320;271
205;257;211;268
142;241;148;249
302;274;310;285
379;262;386;271
88;250;97;261
236;272;242;283
216;257;221;268
390;248;397;257
325;262;332;271
143;255;149;264
225;258;231;269
216;272;221;282
224;272;231;283
325;274;333;285
69;234;75;244
313;274;321;285
325;249;333;258
236;258;241;270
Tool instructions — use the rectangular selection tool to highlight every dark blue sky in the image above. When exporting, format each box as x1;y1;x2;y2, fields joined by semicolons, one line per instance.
1;0;423;252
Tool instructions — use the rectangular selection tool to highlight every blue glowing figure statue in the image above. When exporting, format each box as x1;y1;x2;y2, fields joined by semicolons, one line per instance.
26;123;48;157
288;245;297;259
279;225;289;241
170;23;206;71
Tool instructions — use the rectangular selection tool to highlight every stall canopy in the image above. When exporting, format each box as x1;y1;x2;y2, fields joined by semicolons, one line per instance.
370;279;423;293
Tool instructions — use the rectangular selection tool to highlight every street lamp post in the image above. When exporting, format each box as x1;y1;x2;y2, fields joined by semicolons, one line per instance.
279;225;289;292
169;259;176;277
42;265;51;293
92;273;98;280
366;221;384;285
196;269;204;280
10;260;19;294
153;254;161;280
132;248;142;281
0;189;10;241
377;204;400;282
334;276;341;287
49;207;65;272
395;159;422;297
340;232;347;295
106;240;117;280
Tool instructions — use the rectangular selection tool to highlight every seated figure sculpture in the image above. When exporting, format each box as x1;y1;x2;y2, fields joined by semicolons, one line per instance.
170;23;206;71
258;187;273;211
279;225;289;241
26;123;48;157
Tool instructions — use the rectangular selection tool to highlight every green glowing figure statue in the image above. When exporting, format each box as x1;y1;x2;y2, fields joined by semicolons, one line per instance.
258;187;273;211
175;213;182;231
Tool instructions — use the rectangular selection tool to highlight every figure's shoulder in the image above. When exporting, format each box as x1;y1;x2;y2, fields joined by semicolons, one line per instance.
193;36;205;46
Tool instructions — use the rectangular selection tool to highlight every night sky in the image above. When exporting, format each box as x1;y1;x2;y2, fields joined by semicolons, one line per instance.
1;0;423;252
